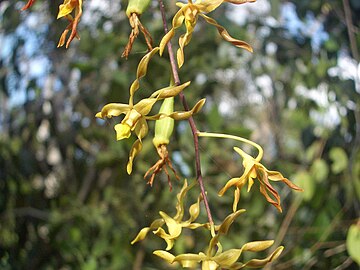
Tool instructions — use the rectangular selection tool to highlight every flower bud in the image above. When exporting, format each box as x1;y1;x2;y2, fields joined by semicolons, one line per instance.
153;97;174;148
126;0;151;18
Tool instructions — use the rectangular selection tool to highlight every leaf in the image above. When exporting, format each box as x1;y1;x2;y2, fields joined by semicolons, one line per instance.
346;223;360;265
293;170;314;201
310;158;329;183
329;147;348;174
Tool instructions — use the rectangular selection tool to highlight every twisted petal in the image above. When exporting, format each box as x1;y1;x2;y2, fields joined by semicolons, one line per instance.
236;246;284;269
159;5;187;55
146;98;206;121
131;218;165;245
129;47;160;105
173;180;193;221
95;103;130;119
150;81;191;99
177;10;197;67
127;139;143;174
199;13;253;52
153;227;176;250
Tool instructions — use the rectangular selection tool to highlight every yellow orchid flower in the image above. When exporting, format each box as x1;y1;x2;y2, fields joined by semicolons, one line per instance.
154;210;284;269
56;0;83;48
96;48;205;174
219;147;303;213
131;180;209;250
160;0;255;68
197;132;303;213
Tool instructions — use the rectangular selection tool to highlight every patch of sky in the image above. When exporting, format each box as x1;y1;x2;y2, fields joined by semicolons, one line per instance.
280;2;329;53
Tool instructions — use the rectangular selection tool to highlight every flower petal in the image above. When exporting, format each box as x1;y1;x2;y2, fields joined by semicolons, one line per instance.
199;13;253;52
129;47;160;104
153;250;176;264
95;103;130;119
127;139;143;174
213;248;243;267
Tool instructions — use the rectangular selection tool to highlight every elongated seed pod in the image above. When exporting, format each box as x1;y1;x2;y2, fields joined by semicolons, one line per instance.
153;97;174;148
126;0;151;17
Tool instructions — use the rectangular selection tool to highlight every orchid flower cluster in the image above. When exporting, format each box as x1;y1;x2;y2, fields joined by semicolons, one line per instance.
21;0;303;268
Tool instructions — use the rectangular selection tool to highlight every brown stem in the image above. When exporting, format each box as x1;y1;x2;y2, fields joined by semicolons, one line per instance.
342;0;359;61
158;0;214;225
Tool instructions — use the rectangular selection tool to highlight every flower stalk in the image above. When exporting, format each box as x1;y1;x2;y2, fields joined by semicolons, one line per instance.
158;0;214;226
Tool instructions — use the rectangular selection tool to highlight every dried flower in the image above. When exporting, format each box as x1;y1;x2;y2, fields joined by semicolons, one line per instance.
57;0;83;48
122;0;153;58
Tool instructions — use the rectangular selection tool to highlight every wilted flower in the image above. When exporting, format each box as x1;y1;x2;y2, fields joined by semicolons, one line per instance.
57;0;83;48
160;0;255;67
21;0;35;10
96;48;205;174
154;210;284;269
219;147;303;212
122;0;153;58
131;180;208;250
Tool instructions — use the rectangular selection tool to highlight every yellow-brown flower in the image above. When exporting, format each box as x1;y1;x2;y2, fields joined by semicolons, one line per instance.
219;147;303;212
160;0;255;68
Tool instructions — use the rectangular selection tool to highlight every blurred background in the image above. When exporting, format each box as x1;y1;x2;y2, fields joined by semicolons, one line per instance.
1;0;359;269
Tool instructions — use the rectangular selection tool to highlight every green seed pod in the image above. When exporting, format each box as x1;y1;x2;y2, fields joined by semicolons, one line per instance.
153;97;174;148
126;0;151;17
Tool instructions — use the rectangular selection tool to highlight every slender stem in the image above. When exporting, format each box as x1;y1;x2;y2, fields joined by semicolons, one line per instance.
197;132;264;161
158;0;214;225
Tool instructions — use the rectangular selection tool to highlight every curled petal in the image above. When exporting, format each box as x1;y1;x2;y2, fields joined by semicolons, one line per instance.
131;218;165;244
159;29;175;56
233;187;240;212
186;196;202;223
240;246;284;268
127;139;143;174
153;227;175;250
217;209;246;235
159;211;183;239
159;5;187;55
95;103;130;119
177;18;196;68
129;47;160;104
242;240;274;252
57;0;76;19
173;180;192;221
146;98;206;121
199;13;253;53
